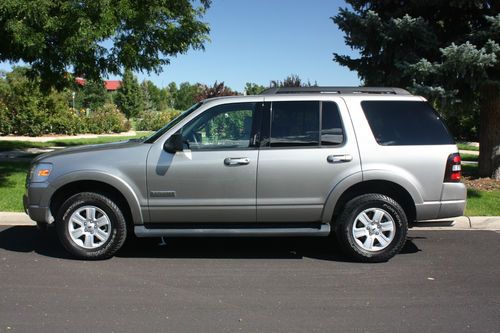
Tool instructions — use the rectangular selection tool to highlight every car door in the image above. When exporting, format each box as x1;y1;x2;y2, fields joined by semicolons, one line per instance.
256;98;361;222
146;101;264;223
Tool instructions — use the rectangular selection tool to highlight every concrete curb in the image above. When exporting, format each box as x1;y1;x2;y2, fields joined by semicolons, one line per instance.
0;212;36;226
0;212;499;230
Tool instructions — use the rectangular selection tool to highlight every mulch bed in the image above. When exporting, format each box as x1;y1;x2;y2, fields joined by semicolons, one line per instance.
462;176;500;191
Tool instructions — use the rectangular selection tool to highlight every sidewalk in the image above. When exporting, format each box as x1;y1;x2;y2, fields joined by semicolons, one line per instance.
1;212;499;230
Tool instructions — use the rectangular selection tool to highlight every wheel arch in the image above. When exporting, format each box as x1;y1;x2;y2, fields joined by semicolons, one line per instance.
322;178;418;224
48;171;144;225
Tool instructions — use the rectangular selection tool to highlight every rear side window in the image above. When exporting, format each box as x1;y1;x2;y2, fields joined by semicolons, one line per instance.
361;101;454;145
271;101;319;147
321;102;344;146
267;101;344;148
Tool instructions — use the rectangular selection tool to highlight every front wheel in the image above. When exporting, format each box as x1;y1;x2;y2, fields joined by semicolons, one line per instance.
336;194;408;262
56;192;127;260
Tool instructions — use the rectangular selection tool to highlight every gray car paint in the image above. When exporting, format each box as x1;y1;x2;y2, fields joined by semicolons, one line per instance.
24;93;466;230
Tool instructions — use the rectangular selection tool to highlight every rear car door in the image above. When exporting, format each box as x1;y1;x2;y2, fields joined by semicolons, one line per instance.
256;98;361;222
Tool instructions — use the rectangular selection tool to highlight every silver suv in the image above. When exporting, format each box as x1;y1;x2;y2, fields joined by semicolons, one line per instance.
24;87;466;262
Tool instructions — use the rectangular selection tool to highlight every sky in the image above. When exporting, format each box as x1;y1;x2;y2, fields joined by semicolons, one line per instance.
0;0;361;92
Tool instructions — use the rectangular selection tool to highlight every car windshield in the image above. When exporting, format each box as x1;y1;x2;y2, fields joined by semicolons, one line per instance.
143;102;203;143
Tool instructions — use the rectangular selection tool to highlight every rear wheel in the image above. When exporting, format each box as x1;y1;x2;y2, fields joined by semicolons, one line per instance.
336;193;408;262
56;192;127;260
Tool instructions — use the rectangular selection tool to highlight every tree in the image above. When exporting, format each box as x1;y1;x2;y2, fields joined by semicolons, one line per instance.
0;67;80;136
142;80;165;111
140;81;157;113
270;74;317;87
244;82;266;95
0;0;211;89
115;69;143;119
174;82;202;110
75;80;109;111
196;81;238;101
165;82;179;109
333;1;500;179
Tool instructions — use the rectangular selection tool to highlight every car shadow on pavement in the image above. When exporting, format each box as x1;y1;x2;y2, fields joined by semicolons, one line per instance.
0;226;422;262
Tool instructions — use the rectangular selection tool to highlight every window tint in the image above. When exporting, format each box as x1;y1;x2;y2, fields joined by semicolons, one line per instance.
270;101;319;147
181;103;256;150
361;101;454;146
321;102;344;146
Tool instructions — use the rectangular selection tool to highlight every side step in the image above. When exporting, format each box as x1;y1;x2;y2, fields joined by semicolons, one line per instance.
134;224;331;238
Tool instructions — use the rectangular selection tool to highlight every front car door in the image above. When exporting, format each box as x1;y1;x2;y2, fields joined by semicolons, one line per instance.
146;100;265;223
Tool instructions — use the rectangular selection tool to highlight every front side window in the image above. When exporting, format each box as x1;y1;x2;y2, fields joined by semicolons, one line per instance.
181;103;256;150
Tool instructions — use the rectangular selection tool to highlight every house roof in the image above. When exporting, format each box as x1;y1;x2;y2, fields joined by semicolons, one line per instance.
74;77;122;91
104;80;121;91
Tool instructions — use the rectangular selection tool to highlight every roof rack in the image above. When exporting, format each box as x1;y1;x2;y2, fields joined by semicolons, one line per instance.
260;86;411;95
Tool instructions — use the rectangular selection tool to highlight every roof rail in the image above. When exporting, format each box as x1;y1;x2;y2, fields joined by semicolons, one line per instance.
260;86;411;95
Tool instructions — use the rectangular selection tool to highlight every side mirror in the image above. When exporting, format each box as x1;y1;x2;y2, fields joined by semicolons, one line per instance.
163;133;184;153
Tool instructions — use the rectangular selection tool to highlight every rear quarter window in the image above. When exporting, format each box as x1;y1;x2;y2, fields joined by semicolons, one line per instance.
361;101;454;145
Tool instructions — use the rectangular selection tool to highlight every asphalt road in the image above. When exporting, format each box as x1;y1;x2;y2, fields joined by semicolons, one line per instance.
0;227;499;333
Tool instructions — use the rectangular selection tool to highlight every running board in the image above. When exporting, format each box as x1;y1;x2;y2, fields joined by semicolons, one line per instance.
134;224;331;238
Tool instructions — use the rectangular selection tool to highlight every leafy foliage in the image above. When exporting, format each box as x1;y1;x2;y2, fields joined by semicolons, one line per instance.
0;67;129;135
84;103;130;134
174;82;202;111
270;74;317;88
333;1;500;178
136;110;181;131
115;69;143;119
196;81;238;101
74;80;110;111
0;0;211;89
244;83;266;95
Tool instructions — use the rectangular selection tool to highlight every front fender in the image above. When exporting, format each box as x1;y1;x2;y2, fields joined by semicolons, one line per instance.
43;170;145;224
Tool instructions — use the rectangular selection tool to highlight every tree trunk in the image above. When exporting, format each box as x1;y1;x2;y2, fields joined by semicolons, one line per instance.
478;82;500;180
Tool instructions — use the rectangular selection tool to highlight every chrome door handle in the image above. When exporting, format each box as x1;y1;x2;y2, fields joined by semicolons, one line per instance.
327;154;353;163
224;157;250;166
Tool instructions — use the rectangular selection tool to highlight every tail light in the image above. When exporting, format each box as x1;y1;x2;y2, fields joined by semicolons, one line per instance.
444;153;461;182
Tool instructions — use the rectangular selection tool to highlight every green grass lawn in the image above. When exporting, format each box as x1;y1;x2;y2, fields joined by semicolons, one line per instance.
0;131;152;151
457;143;479;151
466;189;500;216
460;153;478;162
0;160;497;216
0;161;29;212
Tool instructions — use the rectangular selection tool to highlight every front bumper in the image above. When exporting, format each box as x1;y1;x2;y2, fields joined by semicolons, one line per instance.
23;182;54;224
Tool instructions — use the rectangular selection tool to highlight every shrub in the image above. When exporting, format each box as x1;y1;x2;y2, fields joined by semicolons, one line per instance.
85;103;130;133
0;68;131;136
45;91;80;135
0;101;12;135
136;109;181;131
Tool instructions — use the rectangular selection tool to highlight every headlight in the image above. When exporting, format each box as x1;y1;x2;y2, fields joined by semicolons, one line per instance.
30;163;53;183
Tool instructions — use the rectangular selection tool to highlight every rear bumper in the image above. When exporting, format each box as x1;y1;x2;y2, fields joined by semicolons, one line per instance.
415;182;467;221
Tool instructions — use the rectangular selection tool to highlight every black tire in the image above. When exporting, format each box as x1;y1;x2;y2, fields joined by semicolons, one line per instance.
335;193;408;263
56;192;127;260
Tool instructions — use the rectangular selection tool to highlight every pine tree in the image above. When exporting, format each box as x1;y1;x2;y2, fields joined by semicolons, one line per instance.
333;1;500;179
115;69;144;119
141;81;157;113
